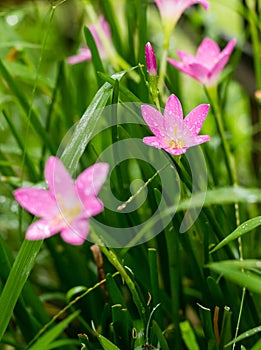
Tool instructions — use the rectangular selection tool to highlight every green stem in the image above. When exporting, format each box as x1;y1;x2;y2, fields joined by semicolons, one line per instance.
158;38;169;96
90;231;146;325
232;287;246;350
246;0;261;89
165;227;182;348
205;86;246;348
205;85;237;185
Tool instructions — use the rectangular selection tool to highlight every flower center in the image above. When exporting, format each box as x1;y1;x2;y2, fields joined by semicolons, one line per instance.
52;196;82;227
169;124;184;149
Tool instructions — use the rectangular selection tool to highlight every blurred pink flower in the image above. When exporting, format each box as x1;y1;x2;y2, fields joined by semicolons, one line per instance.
168;37;236;87
155;0;209;26
67;16;111;64
141;94;210;155
14;156;109;245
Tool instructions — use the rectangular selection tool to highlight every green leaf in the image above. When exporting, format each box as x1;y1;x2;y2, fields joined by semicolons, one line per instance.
207;260;261;294
97;334;121;350
0;59;55;153
0;240;43;341
210;216;261;253
180;320;200;350
151;320;169;350
225;324;261;346
27;311;80;350
97;70;141;102
60;71;130;173
177;187;261;211
84;26;105;87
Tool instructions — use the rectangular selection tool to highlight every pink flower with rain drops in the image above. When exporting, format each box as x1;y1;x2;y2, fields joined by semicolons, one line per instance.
67;16;111;65
141;94;210;155
14;156;109;245
168;37;236;87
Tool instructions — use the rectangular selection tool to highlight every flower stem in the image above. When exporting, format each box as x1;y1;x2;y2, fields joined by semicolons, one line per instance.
204;85;237;185
205;85;245;347
158;35;170;96
90;230;146;324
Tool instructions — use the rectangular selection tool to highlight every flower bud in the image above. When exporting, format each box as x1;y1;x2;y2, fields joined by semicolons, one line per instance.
145;42;157;76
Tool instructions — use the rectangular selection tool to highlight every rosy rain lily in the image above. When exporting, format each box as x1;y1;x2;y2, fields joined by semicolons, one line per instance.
14;156;109;245
168;37;236;87
155;0;209;38
67;16;111;65
141;94;210;155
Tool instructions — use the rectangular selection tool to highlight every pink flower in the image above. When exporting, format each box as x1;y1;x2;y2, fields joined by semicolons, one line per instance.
155;0;209;26
141;94;210;155
145;42;157;76
14;157;109;245
168;37;236;87
67;16;111;65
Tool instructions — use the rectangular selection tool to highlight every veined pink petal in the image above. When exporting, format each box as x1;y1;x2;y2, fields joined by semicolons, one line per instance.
196;38;220;67
45;156;78;206
26;219;59;240
80;196;104;218
14;188;59;218
164;94;183;127
60;218;89;245
143;136;165;149
67;48;92;65
184;104;210;134
76;163;109;200
141;105;166;138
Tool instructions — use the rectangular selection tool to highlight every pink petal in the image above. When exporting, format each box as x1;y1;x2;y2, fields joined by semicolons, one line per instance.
164;94;183;124
99;16;111;39
186;134;210;147
76;163;109;200
143;136;165;149
80;196;104;218
26;219;59;240
220;38;236;58
207;55;232;87
14;188;59;218
194;135;210;144
45;156;78;206
67;48;92;65
196;38;220;67
164;146;188;155
185;62;210;85
141;105;166;138
177;50;196;63
60;219;89;245
184;104;210;134
168;58;198;79
176;0;209;19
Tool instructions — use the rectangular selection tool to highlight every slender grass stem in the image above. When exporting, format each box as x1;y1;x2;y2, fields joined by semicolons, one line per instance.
90;231;146;325
205;85;246;349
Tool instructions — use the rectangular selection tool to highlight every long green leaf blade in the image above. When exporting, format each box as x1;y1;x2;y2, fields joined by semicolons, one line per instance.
28;311;79;350
210;216;261;253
